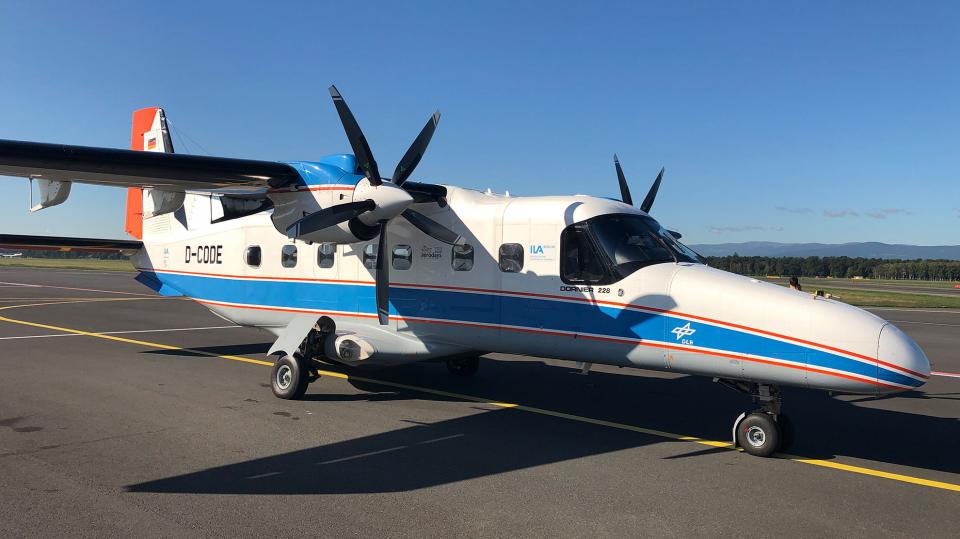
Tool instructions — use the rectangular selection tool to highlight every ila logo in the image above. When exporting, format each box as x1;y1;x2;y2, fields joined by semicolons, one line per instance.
671;322;696;341
530;245;544;255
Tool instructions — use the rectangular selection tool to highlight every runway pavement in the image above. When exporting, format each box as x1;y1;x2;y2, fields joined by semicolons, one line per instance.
0;268;957;538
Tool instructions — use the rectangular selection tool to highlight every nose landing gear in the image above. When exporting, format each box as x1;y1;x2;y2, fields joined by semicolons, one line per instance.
716;379;793;457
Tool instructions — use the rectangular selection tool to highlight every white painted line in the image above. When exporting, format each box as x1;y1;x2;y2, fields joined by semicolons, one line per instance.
0;281;154;296
885;320;960;328
931;371;960;379
867;307;960;314
0;325;241;340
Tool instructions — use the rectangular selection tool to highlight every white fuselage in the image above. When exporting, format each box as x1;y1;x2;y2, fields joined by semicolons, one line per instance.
131;185;930;395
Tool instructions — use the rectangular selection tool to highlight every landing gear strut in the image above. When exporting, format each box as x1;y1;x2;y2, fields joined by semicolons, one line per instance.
716;379;792;457
445;355;480;377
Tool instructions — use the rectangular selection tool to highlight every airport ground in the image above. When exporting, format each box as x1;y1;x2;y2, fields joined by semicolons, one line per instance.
0;268;957;537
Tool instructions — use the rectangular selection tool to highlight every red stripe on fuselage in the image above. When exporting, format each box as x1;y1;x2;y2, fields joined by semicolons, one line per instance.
194;298;904;390
148;267;924;380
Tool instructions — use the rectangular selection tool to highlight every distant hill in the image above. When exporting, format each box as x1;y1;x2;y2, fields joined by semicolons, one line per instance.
688;242;960;260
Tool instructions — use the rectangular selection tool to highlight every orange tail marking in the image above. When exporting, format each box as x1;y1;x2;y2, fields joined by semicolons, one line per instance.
130;107;159;151
125;187;143;239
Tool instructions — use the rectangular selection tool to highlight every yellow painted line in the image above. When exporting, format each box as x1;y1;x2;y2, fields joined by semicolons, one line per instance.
0;306;957;493
0;314;273;367
784;455;960;492
0;297;160;302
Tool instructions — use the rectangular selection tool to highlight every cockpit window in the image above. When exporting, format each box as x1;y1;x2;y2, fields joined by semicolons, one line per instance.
560;213;701;284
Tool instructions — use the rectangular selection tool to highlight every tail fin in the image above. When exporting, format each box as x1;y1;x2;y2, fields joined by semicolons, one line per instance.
130;107;175;153
126;107;175;239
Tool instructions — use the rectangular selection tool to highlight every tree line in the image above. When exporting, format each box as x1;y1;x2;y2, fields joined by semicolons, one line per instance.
705;255;960;281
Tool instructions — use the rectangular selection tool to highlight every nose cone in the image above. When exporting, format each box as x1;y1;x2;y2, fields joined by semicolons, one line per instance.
878;323;931;391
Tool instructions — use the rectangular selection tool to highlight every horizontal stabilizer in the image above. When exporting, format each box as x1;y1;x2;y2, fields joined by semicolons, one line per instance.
135;271;183;297
0;234;142;253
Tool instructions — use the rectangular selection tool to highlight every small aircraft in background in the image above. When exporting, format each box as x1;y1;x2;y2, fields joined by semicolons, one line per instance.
0;88;930;457
0;252;23;258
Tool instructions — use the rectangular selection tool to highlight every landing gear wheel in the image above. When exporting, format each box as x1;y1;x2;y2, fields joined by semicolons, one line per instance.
445;356;479;377
271;354;310;400
736;412;780;457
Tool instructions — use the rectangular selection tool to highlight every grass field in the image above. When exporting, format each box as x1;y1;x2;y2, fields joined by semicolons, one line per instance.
0;257;134;272
802;287;960;309
765;276;959;289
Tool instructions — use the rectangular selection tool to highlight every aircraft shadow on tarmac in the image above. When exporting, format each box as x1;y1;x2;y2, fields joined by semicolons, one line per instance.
127;354;959;495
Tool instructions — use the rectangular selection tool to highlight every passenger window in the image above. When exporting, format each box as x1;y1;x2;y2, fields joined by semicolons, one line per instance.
317;242;336;269
392;244;413;270
561;227;609;284
452;244;474;271
363;244;377;269
498;243;524;273
244;245;261;268
281;244;298;268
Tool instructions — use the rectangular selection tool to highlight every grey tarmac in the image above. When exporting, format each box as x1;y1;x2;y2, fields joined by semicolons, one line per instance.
0;268;957;538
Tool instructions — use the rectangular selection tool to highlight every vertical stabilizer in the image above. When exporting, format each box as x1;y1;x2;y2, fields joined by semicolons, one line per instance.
126;107;175;239
130;107;175;153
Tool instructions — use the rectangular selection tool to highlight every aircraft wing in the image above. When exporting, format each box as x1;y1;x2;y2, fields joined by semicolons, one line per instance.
0;139;302;192
0;234;142;253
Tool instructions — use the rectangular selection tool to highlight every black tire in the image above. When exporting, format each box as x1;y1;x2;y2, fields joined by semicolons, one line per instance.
445;356;480;377
778;413;795;452
736;412;780;457
271;354;310;400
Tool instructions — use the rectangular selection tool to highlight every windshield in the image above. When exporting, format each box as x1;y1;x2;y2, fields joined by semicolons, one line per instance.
586;214;701;279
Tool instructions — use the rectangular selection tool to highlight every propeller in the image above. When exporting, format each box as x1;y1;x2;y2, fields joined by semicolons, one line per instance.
329;86;382;186
285;86;465;324
402;209;464;245
614;154;632;206
393;112;440;187
640;167;664;214
285;200;375;238
375;220;390;325
613;155;664;214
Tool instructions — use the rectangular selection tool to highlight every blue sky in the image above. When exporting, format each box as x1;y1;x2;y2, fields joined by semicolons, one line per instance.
1;1;957;245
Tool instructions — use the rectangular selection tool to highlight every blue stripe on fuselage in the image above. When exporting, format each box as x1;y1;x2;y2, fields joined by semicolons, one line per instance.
143;270;920;388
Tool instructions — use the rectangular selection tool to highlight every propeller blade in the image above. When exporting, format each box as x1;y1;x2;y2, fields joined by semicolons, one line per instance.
640;167;664;214
285;200;375;238
401;209;463;245
393;112;440;187
329;85;382;186
375;221;390;325
614;154;632;206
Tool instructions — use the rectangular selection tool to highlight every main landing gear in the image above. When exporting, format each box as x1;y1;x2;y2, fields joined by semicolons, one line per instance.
271;328;324;400
271;354;312;399
716;379;794;457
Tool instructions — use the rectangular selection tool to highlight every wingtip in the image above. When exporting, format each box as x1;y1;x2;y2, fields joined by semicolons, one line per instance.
328;85;341;98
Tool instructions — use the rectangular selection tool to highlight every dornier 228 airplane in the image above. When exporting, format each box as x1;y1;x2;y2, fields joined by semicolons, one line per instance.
0;87;931;457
